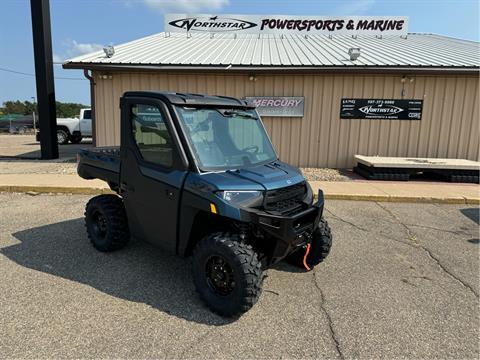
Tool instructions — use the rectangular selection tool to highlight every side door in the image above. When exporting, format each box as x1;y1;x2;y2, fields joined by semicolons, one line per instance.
80;109;92;136
120;98;189;253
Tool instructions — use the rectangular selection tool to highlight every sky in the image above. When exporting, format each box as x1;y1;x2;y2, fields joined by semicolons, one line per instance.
0;0;478;106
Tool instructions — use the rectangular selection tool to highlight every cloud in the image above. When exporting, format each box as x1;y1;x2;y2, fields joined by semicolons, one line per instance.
143;0;229;12
53;53;64;63
54;40;103;62
68;40;103;56
333;0;376;15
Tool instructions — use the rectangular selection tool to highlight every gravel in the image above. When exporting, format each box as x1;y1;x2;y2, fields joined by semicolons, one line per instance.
0;160;77;175
301;167;353;182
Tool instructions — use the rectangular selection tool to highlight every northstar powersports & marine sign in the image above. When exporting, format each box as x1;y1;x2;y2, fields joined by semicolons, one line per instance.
340;99;423;120
165;14;408;36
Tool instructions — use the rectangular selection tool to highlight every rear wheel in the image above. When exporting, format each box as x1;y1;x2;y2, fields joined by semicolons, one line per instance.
18;126;28;134
85;195;130;252
57;128;69;145
70;135;83;144
192;233;263;317
286;219;332;271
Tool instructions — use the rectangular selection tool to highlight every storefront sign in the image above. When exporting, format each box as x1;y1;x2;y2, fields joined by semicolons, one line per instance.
246;97;304;117
165;14;408;36
340;99;423;120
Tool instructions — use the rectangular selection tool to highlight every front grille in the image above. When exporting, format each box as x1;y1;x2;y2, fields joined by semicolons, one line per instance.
264;182;306;215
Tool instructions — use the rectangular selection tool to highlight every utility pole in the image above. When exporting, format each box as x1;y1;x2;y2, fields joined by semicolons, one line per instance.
30;0;58;159
31;96;36;133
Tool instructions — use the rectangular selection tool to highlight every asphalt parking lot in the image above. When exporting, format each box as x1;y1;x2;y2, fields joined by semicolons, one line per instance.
0;134;92;159
0;193;478;358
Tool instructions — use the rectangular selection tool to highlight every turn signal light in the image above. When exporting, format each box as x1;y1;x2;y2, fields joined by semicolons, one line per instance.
210;203;217;214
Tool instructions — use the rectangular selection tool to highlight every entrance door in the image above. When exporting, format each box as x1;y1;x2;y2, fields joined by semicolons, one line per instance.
120;98;188;253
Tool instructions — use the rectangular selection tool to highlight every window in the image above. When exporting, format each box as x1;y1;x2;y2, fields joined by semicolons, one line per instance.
83;110;92;119
176;107;276;170
130;104;173;167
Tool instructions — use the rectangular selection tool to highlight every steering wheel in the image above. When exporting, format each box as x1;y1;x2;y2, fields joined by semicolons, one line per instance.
242;145;259;154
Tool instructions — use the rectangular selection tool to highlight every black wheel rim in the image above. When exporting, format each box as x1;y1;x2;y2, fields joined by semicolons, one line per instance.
91;210;108;240
205;255;235;296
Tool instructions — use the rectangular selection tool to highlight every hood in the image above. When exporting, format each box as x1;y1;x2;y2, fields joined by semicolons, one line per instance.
187;161;305;192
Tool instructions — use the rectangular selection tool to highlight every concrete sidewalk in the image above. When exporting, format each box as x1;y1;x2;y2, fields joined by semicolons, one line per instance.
311;180;479;204
0;171;478;204
1;135;478;204
0;173;111;195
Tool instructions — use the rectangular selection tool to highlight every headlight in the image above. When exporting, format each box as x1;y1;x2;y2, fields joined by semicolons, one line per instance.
216;190;263;207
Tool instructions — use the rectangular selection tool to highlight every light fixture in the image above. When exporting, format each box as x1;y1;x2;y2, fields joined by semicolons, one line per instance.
249;75;257;81
103;45;115;58
348;47;361;61
401;76;415;83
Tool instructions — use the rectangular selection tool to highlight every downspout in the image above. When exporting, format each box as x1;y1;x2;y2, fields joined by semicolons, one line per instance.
83;69;96;147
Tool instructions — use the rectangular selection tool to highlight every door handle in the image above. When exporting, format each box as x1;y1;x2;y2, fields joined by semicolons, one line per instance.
120;182;135;192
165;189;174;199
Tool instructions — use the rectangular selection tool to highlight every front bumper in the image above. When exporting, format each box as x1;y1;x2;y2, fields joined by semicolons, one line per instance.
247;190;324;263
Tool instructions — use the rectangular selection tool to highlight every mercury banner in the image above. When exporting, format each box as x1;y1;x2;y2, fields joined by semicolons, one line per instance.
246;97;304;117
165;14;408;36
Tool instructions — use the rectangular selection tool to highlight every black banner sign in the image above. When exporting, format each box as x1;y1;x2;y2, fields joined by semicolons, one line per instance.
340;99;423;120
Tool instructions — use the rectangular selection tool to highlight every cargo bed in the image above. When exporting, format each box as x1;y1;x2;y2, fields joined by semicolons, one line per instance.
77;146;121;190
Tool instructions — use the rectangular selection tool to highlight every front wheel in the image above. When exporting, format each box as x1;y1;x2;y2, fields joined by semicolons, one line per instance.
192;233;264;317
286;219;332;271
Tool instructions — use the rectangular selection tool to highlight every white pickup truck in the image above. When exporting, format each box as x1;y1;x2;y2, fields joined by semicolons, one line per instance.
36;108;92;144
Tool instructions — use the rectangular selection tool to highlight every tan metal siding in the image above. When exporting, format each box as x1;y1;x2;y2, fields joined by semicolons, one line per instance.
93;71;479;168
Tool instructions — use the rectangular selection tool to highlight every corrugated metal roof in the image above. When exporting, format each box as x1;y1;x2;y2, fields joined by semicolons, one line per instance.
63;33;480;70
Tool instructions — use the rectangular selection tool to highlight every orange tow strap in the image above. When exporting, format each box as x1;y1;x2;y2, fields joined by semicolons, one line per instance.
303;243;311;271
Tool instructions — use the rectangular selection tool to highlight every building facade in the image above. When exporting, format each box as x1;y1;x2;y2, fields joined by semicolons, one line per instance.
65;31;480;168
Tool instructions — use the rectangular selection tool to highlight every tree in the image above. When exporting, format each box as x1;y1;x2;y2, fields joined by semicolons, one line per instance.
2;100;27;114
24;101;36;115
55;101;88;118
0;100;89;117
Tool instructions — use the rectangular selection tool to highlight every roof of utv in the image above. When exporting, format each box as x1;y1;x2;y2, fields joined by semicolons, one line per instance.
123;91;254;108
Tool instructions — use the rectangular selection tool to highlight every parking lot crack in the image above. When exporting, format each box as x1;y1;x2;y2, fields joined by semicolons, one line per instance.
313;271;344;360
378;233;419;249
375;202;417;242
404;223;473;237
375;202;479;299
420;245;479;298
325;209;368;232
177;327;215;358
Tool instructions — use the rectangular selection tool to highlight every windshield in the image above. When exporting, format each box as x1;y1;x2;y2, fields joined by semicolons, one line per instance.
176;107;277;171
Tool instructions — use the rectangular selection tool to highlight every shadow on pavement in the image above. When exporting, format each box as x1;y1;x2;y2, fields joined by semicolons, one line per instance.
460;208;480;225
0;142;93;161
271;261;306;273
5;218;234;326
